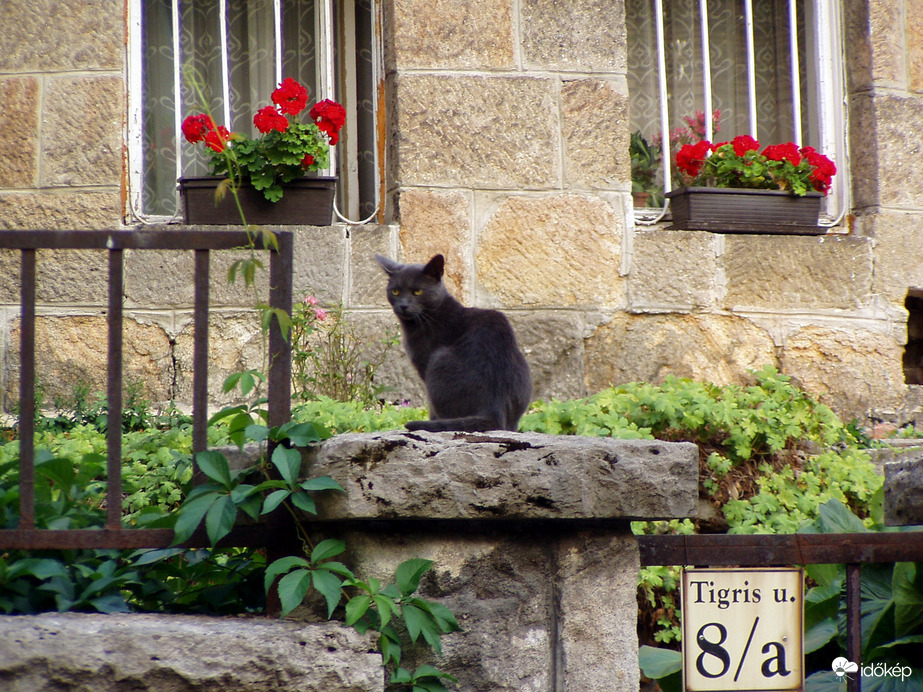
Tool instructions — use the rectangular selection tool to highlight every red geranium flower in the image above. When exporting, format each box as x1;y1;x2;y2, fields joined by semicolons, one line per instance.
254;105;289;134
731;134;760;157
676;140;712;177
181;113;214;144
300;153;315;168
272;77;309;116
801;146;837;194
204;125;232;153
762;142;801;167
310;99;347;144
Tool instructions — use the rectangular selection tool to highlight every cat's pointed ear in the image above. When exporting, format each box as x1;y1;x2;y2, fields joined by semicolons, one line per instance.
423;254;445;281
375;254;401;275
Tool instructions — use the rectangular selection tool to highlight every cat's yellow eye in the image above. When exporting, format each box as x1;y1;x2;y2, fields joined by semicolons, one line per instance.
412;289;423;296
391;288;400;296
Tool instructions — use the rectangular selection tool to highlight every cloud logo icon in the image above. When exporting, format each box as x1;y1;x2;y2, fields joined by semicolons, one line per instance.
832;657;859;678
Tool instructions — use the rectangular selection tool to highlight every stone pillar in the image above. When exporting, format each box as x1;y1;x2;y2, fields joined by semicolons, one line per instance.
304;430;698;692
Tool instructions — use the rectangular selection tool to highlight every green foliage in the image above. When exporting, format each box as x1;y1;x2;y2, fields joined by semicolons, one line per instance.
389;665;459;692
800;500;923;689
168;405;461;687
290;293;400;408
291;396;427;435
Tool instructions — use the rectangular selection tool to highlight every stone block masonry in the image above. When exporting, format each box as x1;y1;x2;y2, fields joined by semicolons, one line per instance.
0;615;383;692
0;431;698;691
302;430;699;691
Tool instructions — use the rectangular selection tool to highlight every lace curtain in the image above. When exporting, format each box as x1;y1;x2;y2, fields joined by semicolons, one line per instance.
626;0;809;153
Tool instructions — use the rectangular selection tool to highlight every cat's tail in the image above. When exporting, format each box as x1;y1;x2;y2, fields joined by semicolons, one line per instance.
405;416;513;433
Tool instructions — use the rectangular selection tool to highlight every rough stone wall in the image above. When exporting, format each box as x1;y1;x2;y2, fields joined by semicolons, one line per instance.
0;0;124;228
1;0;922;423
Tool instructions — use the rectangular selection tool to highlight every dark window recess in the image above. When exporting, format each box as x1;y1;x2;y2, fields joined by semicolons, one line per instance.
903;291;923;385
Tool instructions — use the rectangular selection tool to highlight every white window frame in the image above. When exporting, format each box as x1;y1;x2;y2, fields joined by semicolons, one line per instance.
632;0;849;228
125;0;384;225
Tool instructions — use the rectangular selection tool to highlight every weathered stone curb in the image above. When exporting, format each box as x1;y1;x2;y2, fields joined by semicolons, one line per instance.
884;455;923;526
303;430;699;522
0;613;383;692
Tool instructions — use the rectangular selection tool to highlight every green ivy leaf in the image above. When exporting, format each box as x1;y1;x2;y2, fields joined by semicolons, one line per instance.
345;594;371;626
300;476;344;493
312;568;344;618
395;558;433;596
260;488;291;515
290;491;316;515
271;446;302;487
195;451;233;488
204;493;237;545
172;492;219;545
277;568;313;617
263;556;311;593
311;538;346;564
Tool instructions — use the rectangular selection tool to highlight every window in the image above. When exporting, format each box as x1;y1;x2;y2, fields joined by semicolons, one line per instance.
127;0;383;223
626;0;847;225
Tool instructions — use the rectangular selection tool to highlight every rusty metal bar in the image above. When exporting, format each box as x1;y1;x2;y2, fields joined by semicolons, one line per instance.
106;249;124;530
0;525;282;550
18;249;36;530
0;230;274;251
638;531;923;566
0;230;294;552
267;232;292;429
846;563;862;692
192;250;210;458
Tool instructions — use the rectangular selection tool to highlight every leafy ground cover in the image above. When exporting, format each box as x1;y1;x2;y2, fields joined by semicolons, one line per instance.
0;366;919;689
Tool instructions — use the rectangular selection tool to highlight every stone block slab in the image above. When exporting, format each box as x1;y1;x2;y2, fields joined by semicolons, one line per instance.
722;235;872;310
0;77;39;188
303;430;698;521
395;188;470;299
584;312;777;389
0;0;123;72
0;613;382;692
561;78;629;190
5;315;174;406
392;74;560;189
781;325;907;421
347;224;395;308
521;0;627;72
41;76;124;187
0;191;122;230
389;0;514;70
510;310;587;401
629;230;718;310
0;249;108;306
476;193;623;309
884;456;923;526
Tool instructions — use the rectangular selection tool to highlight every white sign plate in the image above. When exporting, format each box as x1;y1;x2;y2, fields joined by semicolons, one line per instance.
682;567;804;691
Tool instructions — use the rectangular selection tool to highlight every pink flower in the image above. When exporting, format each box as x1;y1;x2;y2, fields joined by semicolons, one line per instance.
304;295;318;306
314;308;327;321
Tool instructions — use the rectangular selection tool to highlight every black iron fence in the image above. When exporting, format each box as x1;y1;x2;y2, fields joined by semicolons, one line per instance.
638;531;923;692
0;229;293;552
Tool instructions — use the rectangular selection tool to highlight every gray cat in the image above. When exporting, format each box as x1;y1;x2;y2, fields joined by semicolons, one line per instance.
375;254;532;432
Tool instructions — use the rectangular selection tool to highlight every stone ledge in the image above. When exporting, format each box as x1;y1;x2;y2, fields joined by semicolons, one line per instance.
303;430;698;522
0;613;383;692
884;456;923;526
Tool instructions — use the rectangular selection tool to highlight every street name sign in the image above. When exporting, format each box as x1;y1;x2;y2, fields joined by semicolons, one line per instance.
682;567;804;691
